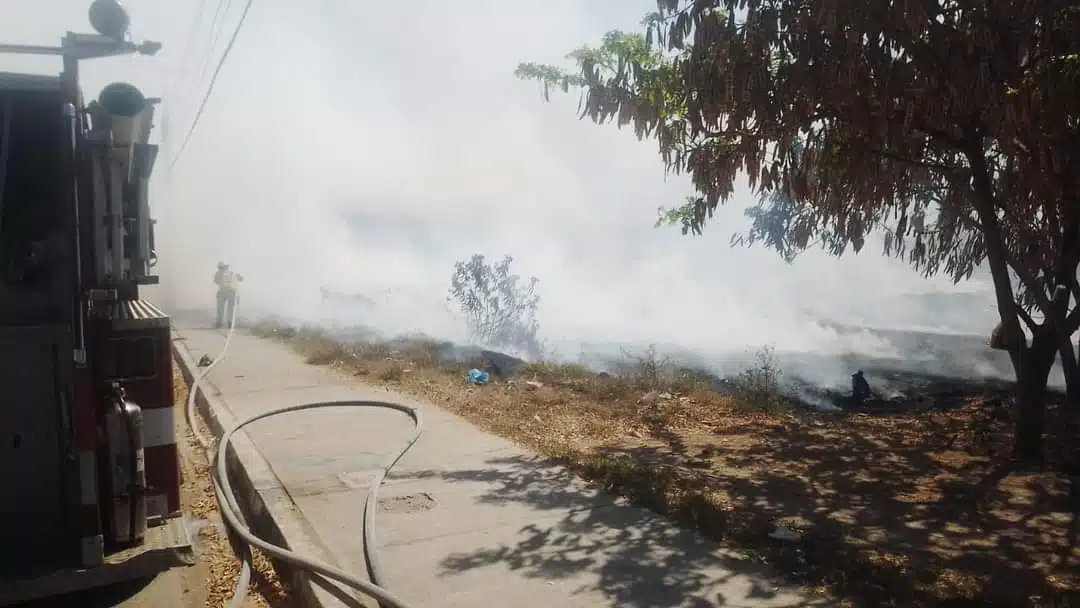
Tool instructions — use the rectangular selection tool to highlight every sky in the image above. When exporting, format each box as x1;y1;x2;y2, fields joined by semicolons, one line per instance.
1;0;1002;371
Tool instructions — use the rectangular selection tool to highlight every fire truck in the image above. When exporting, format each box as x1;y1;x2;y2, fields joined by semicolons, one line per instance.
0;1;193;603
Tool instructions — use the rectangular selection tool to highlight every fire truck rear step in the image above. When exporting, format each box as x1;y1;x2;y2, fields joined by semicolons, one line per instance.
0;516;194;606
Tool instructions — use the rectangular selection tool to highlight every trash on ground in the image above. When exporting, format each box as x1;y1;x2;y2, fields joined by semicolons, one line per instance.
467;368;490;385
769;526;803;542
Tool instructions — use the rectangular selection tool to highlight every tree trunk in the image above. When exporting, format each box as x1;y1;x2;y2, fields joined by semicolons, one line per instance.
1013;331;1059;465
1063;336;1080;416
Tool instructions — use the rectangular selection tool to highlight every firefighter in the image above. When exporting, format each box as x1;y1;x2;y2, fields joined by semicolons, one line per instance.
852;370;872;404
214;262;243;328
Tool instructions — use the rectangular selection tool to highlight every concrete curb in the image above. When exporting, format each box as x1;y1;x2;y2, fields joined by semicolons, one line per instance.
171;332;375;608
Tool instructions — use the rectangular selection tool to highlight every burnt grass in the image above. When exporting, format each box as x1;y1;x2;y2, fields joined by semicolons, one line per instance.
250;319;1080;607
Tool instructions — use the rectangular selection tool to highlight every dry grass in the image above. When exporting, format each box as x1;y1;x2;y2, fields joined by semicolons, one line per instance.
173;364;292;607
251;322;1080;607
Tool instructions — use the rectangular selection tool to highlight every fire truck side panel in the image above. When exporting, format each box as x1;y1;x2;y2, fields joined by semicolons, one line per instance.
0;84;83;579
0;329;74;579
91;306;178;518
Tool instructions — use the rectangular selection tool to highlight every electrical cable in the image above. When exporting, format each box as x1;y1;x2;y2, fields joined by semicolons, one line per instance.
178;0;214;77
184;294;422;608
198;0;235;83
168;0;255;173
162;0;213;149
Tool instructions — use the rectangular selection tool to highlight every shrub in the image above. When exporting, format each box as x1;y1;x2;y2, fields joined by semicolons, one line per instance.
379;362;405;382
616;344;672;390
731;345;786;411
519;361;592;382
448;253;543;357
304;340;352;365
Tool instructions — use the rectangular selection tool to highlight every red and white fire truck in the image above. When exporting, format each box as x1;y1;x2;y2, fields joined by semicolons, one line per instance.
0;1;192;603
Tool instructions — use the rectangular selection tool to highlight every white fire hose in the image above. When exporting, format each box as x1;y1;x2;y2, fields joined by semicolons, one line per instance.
184;295;422;608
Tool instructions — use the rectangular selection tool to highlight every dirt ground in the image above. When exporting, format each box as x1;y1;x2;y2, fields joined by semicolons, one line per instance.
258;323;1080;608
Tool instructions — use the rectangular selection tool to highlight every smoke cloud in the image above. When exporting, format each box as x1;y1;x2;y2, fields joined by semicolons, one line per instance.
6;1;1014;388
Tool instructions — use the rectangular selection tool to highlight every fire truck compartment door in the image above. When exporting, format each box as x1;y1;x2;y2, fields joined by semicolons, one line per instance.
0;324;70;580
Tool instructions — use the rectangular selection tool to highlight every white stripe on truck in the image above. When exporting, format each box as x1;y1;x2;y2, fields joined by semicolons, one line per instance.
141;406;176;448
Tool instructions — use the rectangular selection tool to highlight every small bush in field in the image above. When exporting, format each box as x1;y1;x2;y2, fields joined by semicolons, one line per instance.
448;253;542;357
732;345;786;412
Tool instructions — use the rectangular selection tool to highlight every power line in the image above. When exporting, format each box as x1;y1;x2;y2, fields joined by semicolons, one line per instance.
178;0;213;77
199;0;234;82
163;0;213;148
168;0;255;172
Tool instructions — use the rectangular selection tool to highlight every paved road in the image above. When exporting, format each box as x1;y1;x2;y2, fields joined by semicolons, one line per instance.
173;316;822;608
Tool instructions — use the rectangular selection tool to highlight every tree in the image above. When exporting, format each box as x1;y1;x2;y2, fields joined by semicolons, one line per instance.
517;3;1080;463
448;254;542;358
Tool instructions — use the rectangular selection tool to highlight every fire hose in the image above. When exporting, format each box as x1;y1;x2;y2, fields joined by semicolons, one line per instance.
184;296;423;608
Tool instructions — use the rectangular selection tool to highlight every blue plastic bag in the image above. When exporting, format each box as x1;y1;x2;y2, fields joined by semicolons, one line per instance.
467;368;490;385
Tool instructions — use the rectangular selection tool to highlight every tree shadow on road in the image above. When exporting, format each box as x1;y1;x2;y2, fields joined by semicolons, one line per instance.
394;455;832;608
